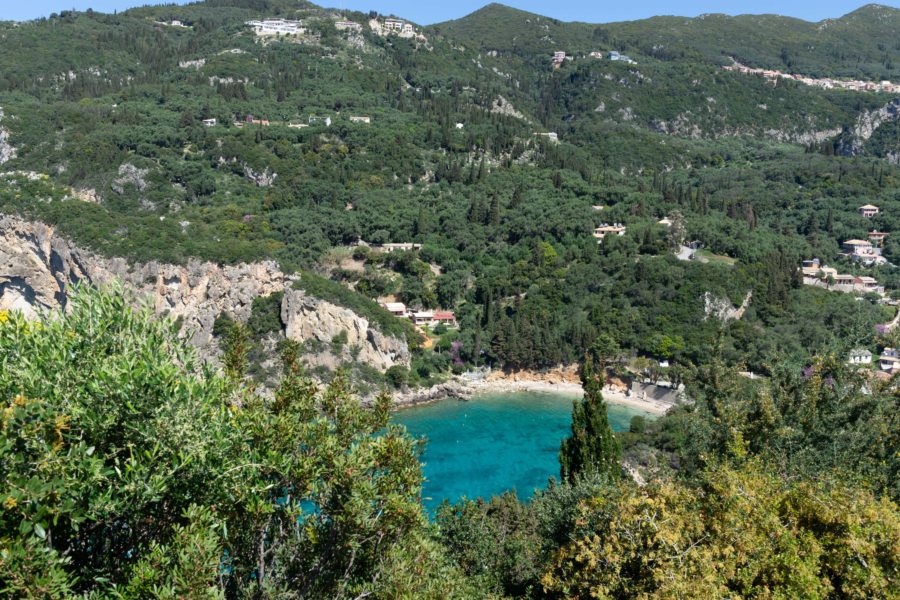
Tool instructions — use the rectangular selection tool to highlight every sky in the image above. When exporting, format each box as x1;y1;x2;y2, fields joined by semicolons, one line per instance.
7;0;900;24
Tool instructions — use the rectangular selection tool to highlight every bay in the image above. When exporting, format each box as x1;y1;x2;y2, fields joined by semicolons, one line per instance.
392;391;651;511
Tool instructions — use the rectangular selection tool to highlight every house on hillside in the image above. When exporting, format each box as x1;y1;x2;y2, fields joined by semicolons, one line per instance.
380;243;422;253
308;115;332;127
335;20;362;32
609;51;636;64
432;311;457;327
859;204;880;217
349;116;371;124
552;51;566;68
869;230;888;246
842;239;873;256
801;259;821;277
201;118;217;127
246;19;304;35
593;224;626;242
381;302;407;317
411;311;433;326
854;276;882;293
383;19;414;35
848;348;873;365
832;273;856;289
880;347;900;372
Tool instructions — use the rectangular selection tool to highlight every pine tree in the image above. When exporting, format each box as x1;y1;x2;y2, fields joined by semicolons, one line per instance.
489;192;501;226
559;355;621;482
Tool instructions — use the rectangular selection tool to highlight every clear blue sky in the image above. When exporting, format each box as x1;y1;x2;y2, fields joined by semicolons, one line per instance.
7;0;900;24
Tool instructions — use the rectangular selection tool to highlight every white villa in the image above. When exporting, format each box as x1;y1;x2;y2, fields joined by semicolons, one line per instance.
246;19;305;35
383;18;414;35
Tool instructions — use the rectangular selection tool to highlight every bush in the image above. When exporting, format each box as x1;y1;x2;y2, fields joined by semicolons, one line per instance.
385;365;409;389
0;287;441;597
629;415;647;434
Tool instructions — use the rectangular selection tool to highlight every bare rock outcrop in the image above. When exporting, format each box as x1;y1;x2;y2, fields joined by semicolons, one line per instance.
835;98;900;156
281;288;410;371
0;215;409;371
703;290;752;323
0;108;16;165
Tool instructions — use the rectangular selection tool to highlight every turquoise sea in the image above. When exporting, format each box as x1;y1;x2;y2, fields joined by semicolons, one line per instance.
392;391;650;512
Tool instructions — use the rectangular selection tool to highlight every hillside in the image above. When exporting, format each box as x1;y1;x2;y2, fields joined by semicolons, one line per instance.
0;0;899;385
433;3;900;79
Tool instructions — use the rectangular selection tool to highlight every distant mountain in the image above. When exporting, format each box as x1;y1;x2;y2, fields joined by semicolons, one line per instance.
432;3;900;79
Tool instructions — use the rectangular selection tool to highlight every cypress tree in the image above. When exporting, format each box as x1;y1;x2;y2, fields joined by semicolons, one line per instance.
559;355;621;482
415;203;427;238
489;192;501;225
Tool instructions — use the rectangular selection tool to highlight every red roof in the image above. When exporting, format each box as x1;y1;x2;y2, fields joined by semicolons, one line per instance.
433;311;456;320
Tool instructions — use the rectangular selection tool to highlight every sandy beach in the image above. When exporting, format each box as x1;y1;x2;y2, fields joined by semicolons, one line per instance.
467;378;671;416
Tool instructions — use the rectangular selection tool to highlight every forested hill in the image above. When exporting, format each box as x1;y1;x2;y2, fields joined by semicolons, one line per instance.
3;3;900;596
0;0;899;386
434;3;900;79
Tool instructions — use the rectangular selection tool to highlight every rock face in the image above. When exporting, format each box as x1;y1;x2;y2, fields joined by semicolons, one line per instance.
281;288;410;371
0;108;16;165
835;98;900;156
0;215;410;371
390;380;474;408
703;290;752;323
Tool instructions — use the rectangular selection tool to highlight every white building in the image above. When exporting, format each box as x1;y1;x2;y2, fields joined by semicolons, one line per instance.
201;118;217;127
848;348;873;365
335;20;362;32
349;116;371;124
246;19;304;35
382;302;407;317
383;19;414;35
609;51;636;64
308;115;332;127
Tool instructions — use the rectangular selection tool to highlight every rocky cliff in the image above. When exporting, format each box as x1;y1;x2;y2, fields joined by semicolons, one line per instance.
281;288;410;371
0;215;409;371
834;98;900;157
0;109;15;165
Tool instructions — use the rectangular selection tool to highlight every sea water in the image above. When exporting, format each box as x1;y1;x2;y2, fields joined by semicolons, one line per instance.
392;391;650;512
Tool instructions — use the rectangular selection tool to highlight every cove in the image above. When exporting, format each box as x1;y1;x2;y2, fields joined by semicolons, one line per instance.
392;391;651;512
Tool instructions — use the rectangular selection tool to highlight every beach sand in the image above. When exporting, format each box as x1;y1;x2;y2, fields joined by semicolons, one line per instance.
467;378;671;416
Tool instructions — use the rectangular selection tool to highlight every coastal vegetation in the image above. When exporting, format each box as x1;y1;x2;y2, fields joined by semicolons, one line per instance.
2;288;897;598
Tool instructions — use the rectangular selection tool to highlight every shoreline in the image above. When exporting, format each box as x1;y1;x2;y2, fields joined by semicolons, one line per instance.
392;376;672;416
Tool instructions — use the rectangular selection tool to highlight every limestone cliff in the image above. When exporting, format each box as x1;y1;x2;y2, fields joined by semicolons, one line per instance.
834;98;900;157
281;289;410;371
0;215;409;371
0;108;15;165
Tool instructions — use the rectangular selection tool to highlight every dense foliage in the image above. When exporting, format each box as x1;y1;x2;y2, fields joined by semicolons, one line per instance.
0;288;478;598
1;1;899;380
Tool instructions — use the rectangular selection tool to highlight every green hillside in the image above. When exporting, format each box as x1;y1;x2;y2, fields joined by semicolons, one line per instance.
433;3;900;79
1;2;899;598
